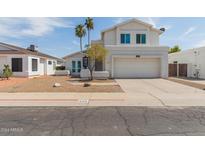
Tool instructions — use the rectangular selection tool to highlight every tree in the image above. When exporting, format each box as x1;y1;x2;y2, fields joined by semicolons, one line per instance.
169;45;181;54
86;44;108;80
3;65;12;80
85;17;94;47
75;24;86;51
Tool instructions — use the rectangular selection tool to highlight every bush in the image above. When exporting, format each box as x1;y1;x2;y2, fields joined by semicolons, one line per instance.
3;65;12;80
55;66;66;70
83;82;90;87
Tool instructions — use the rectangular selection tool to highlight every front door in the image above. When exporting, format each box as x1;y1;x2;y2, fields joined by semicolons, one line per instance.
179;64;187;77
169;64;177;77
72;60;81;74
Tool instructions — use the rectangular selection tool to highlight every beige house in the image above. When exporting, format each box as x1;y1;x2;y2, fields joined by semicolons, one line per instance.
64;18;169;78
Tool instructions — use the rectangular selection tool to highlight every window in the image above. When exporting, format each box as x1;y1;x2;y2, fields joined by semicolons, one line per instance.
12;58;22;72
32;59;38;72
48;61;52;65
120;34;130;44
72;61;76;73
136;34;146;44
72;60;81;73
77;61;81;73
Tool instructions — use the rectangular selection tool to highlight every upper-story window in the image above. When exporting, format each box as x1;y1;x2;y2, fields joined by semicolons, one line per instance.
136;34;146;44
120;34;130;44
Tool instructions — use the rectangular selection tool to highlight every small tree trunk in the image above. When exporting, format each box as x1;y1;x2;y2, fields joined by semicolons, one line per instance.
88;62;95;81
88;30;90;47
80;37;82;52
90;70;93;80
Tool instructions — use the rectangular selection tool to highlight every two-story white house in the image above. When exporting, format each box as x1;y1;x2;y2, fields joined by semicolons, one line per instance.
63;18;169;78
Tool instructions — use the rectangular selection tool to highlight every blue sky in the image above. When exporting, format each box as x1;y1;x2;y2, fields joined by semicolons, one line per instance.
0;17;205;58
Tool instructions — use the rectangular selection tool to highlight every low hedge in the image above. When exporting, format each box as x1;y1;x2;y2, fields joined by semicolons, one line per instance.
55;66;66;70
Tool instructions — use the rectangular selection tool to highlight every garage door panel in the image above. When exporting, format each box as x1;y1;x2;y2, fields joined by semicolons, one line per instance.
113;58;160;78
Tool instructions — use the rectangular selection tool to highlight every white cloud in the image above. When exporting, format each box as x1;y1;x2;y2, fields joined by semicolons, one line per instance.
181;27;196;37
0;17;74;38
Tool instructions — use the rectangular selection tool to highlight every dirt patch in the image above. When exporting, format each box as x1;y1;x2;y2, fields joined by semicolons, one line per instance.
0;76;123;93
168;77;205;90
69;78;116;83
0;77;29;89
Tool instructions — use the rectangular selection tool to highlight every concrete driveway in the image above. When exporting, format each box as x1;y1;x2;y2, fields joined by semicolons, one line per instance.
116;79;205;106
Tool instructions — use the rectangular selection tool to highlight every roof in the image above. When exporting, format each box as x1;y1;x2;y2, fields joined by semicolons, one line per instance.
62;51;86;59
0;42;63;61
101;18;163;35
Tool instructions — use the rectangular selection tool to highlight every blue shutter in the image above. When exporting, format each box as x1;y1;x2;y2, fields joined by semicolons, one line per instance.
72;61;76;73
136;34;141;44
142;34;146;44
126;34;130;44
77;61;81;72
120;34;125;44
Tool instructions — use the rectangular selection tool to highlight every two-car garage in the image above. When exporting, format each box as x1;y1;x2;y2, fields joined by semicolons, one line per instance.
112;57;161;78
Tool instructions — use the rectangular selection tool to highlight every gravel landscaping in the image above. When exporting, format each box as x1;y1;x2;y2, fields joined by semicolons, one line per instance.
0;76;123;93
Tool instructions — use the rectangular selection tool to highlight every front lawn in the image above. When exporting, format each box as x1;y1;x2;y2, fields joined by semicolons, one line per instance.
0;76;123;93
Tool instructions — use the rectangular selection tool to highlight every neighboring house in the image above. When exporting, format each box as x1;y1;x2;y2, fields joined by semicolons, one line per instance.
169;47;205;79
0;42;63;77
63;51;86;76
64;18;169;78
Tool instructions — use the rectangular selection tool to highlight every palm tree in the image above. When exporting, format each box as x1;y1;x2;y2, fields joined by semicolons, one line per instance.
75;24;86;51
85;17;94;47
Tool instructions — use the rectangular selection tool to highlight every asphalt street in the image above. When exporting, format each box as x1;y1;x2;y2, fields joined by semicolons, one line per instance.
0;106;205;135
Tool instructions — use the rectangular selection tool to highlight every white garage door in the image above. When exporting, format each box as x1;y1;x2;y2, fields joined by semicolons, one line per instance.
113;57;161;78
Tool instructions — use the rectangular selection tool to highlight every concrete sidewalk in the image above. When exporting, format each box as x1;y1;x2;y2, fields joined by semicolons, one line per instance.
0;92;162;106
1;91;205;106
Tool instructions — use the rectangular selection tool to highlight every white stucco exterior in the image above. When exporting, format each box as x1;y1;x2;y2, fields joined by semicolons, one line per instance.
0;54;57;77
102;20;160;46
64;18;169;78
169;47;205;79
102;18;168;78
64;52;85;76
0;43;60;77
0;54;29;77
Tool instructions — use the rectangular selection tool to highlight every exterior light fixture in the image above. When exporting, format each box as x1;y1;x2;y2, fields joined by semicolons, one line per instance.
83;56;88;68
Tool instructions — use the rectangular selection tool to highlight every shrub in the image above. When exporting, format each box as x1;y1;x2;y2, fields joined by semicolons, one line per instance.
83;82;90;87
3;65;12;80
56;66;66;70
